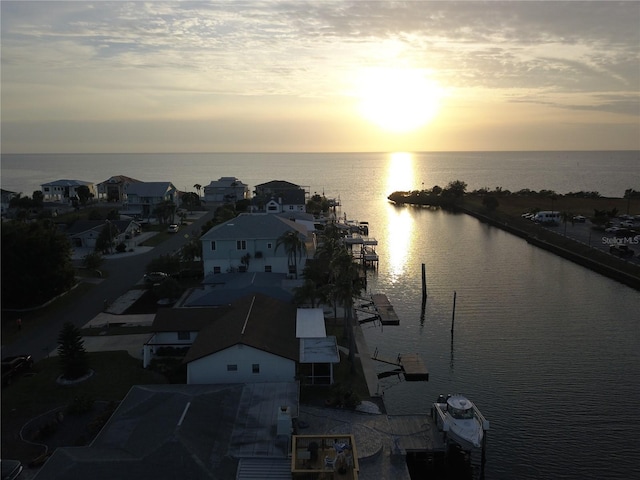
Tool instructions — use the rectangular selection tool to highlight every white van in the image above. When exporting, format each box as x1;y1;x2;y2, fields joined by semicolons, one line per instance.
532;211;561;224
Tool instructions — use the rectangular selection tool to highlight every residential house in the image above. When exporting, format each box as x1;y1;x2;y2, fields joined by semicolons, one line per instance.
253;180;308;213
40;179;96;203
184;293;299;385
66;219;141;250
200;213;311;277
95;175;143;203
122;181;178;218
33;382;299;480
1;189;18;216
143;293;339;386
264;189;307;214
203;176;249;204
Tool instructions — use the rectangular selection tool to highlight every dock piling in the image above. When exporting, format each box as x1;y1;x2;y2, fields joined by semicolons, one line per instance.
451;291;457;335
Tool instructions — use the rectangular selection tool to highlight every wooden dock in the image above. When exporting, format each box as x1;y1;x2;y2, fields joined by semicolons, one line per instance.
372;349;429;381
370;293;399;325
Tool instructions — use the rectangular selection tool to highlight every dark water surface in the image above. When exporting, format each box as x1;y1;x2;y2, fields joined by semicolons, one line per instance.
2;151;639;478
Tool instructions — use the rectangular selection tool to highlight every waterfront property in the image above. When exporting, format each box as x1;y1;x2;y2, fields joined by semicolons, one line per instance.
143;294;341;386
40;179;96;203
32;383;299;480
200;213;312;277
121;181;179;218
203;176;250;204
95;175;143;203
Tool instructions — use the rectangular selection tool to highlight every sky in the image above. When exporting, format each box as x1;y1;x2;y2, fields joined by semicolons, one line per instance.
1;1;639;153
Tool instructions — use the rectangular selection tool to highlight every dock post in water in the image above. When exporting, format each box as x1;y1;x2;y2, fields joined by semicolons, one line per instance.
421;263;427;299
451;291;457;334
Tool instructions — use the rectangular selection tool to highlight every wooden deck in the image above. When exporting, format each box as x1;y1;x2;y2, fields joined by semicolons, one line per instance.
371;350;429;381
370;293;399;325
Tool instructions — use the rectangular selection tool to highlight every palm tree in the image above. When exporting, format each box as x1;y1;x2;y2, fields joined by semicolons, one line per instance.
193;184;202;198
275;230;306;279
329;248;365;372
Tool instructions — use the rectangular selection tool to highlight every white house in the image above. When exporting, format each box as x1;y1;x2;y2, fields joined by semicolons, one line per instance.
203;176;249;204
183;294;299;384
41;179;97;202
296;308;340;386
123;181;178;217
200;213;311;277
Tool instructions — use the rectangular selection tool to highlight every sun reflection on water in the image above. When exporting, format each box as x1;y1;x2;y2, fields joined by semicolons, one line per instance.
385;152;416;195
383;153;417;282
386;206;413;282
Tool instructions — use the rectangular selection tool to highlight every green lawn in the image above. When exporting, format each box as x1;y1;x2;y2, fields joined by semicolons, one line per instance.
1;351;167;417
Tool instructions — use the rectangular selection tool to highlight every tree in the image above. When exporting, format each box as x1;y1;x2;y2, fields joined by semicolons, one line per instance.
193;184;202;197
1;220;76;308
147;254;181;276
443;180;467;198
57;322;90;380
95;221;119;253
76;185;93;206
153;200;177;224
82;251;104;271
180;238;202;263
182;192;201;211
275;230;307;279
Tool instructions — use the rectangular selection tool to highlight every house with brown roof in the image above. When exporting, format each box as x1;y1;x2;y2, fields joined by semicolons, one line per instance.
95;175;143;202
143;293;340;386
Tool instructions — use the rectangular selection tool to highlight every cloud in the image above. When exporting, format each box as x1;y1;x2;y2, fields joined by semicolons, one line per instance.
1;1;638;152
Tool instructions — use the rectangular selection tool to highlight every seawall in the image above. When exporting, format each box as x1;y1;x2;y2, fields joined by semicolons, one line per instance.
456;205;640;291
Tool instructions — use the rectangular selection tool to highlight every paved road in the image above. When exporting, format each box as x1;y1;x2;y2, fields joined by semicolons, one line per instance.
2;209;216;362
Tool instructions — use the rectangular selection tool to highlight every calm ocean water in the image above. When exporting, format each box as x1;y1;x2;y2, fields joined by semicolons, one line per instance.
2;151;640;479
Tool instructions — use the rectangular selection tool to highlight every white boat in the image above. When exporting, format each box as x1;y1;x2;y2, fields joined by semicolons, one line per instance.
432;394;489;449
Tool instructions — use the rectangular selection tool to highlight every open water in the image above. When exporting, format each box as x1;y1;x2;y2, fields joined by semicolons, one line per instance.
2;151;640;479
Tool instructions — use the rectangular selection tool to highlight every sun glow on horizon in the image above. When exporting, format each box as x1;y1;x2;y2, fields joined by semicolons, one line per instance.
357;68;443;133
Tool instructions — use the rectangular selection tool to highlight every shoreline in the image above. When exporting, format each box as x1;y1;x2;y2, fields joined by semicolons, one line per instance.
455;203;640;291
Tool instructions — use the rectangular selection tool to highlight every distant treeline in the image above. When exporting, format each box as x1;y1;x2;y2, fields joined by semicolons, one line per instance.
388;182;640;207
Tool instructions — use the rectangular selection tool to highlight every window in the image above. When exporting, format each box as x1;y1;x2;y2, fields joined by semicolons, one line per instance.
236;240;247;250
264;265;272;273
213;266;221;274
210;241;216;251
267;242;273;249
177;331;190;340
252;364;260;374
289;205;294;210
227;364;238;372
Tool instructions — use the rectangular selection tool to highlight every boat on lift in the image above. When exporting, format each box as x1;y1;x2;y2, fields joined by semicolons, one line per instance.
432;394;489;449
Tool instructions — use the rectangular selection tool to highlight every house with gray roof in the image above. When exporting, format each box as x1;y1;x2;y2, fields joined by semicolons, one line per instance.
200;213;311;277
252;180;308;214
203;176;249;204
33;382;299;480
183;272;294;307
41;179;96;203
123;181;178;217
67;219;141;249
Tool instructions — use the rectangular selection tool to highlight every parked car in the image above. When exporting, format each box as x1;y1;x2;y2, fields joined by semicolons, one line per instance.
609;244;634;258
572;215;586;223
167;224;179;233
1;459;23;480
144;272;169;284
1;355;33;387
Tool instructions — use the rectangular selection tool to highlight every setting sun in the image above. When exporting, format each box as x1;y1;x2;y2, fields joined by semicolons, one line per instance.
357;68;443;133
